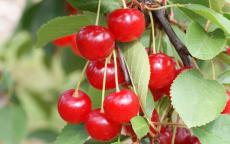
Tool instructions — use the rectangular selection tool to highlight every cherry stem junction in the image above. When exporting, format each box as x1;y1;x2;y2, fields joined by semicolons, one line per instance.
74;61;89;97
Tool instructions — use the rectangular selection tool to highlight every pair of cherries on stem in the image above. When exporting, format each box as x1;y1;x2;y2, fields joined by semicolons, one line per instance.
54;8;145;60
58;88;140;141
86;89;140;141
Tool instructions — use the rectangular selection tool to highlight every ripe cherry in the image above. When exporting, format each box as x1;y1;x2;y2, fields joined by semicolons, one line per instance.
86;58;125;90
175;128;191;144
77;25;115;60
57;89;92;124
149;53;176;90
150;88;165;101
70;33;82;57
222;91;230;114
103;89;140;123
85;109;121;141
158;127;172;144
184;136;201;144
107;8;145;42
150;109;160;134
65;2;78;15
227;47;230;55
53;34;74;47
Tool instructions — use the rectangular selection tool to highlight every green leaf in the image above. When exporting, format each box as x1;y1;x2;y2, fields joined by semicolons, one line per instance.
0;105;27;144
67;0;122;13
130;116;149;139
171;69;227;128
209;0;225;12
120;41;151;108
145;91;155;119
217;53;230;65
36;13;95;47
55;124;88;144
185;22;226;60
192;115;230;144
218;70;230;85
184;4;230;34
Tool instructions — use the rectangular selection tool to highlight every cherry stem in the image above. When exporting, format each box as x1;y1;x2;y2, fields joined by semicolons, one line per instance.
148;11;156;54
205;20;211;31
121;0;127;8
211;60;216;80
73;61;89;97
100;58;109;112
156;30;162;53
95;0;102;25
151;122;186;128
113;50;120;92
171;126;177;144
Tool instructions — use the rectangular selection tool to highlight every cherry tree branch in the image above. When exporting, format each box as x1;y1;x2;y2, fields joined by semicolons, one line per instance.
152;8;191;67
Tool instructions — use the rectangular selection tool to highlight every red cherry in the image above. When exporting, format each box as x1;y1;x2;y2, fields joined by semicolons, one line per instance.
222;91;230;114
53;34;73;47
150;109;160;134
77;25;115;60
158;127;172;144
227;47;230;55
107;8;145;42
57;89;92;124
104;89;140;123
149;53;176;90
85;109;121;141
150;88;165;101
175;128;191;144
70;34;82;57
184;136;201;144
65;2;78;15
86;58;125;90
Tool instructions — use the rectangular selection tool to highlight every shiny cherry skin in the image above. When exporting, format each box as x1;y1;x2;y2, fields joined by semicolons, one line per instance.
86;58;125;90
85;109;121;141
77;25;115;60
107;8;145;42
57;89;92;124
103;89;140;123
70;33;82;57
53;34;73;47
222;91;230;114
149;53;176;90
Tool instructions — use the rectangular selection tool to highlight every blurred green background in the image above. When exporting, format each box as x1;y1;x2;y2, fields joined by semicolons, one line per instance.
0;0;87;143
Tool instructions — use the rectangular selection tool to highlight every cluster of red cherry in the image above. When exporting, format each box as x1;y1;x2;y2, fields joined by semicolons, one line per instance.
57;8;144;142
53;3;230;143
